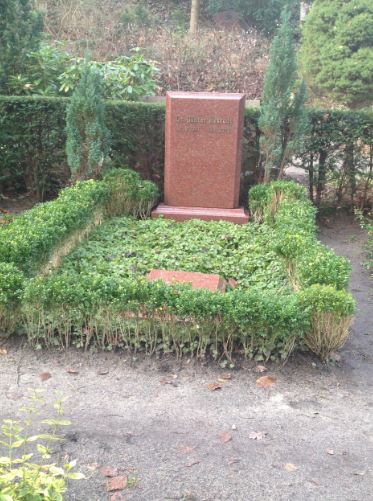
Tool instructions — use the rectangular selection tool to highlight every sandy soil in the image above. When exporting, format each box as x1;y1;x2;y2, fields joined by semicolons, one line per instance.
0;215;372;501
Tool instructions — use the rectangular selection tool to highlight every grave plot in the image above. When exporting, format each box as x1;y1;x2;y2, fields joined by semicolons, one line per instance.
0;175;352;363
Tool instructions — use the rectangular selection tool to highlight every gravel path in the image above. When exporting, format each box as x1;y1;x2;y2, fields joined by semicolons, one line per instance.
0;215;372;501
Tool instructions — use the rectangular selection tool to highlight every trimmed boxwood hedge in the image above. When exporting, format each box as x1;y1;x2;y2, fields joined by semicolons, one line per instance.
0;169;158;329
2;96;371;205
0;96;259;201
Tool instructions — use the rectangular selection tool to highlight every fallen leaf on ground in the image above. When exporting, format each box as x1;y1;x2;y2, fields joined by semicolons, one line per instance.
0;348;7;355
86;463;98;471
228;458;240;465
185;460;200;468
256;375;276;388
100;466;119;477
284;463;297;472
180;446;196;454
219;431;232;443
97;369;109;375
326;449;334;455
39;372;51;381
310;478;320;486
67;368;79;374
160;378;178;386
254;365;268;373
207;383;222;391
249;431;267;440
107;476;128;492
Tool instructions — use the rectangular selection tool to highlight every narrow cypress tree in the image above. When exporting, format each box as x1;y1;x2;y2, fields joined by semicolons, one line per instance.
0;0;43;92
259;8;308;182
66;58;110;182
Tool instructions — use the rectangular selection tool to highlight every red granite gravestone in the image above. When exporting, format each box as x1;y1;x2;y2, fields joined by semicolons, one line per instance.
151;91;249;224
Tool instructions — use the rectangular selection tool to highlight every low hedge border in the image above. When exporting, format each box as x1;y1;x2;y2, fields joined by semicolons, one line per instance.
22;274;310;361
0;169;159;329
249;181;355;359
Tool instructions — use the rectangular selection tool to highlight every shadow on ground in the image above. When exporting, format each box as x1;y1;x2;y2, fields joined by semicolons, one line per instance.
0;215;372;501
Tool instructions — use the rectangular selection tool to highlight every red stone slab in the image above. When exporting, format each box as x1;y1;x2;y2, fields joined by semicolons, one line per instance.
164;91;245;209
147;269;227;292
152;204;249;224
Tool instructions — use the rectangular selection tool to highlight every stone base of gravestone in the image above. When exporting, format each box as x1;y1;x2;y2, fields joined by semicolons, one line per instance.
151;204;248;224
151;91;249;224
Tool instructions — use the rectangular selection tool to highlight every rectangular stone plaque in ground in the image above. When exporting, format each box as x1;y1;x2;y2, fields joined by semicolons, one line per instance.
152;91;248;224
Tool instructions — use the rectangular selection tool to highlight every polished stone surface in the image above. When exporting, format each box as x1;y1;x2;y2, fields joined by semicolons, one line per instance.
147;269;227;292
152;204;249;224
164;91;245;209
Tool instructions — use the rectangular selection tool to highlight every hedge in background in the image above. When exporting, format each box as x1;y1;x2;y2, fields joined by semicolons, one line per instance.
0;97;256;200
5;96;371;208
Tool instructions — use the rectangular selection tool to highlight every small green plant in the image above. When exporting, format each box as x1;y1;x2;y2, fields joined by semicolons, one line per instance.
103;168;159;218
6;43;158;101
0;390;84;500
355;209;373;273
0;262;25;331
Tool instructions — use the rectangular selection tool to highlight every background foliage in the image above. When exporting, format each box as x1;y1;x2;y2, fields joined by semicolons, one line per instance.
0;0;43;92
299;0;373;108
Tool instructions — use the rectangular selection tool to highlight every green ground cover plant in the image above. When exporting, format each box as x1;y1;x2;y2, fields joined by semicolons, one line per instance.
0;180;351;362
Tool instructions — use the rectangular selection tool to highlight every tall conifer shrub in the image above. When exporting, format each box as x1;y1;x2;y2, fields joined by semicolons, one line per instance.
259;9;308;182
65;58;110;181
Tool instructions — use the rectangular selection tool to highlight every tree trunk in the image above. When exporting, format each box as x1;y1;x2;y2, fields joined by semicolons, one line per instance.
344;142;355;209
190;0;200;34
361;147;373;210
316;149;327;208
308;153;314;203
